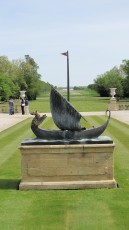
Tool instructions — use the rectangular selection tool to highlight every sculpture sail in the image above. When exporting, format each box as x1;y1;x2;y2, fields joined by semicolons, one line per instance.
50;87;82;131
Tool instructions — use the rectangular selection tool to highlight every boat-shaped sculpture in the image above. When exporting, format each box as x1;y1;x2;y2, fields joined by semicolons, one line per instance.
31;87;111;141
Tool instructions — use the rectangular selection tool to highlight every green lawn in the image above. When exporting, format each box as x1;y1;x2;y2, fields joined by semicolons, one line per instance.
28;90;110;113
0;115;129;229
0;89;111;113
1;87;129;114
29;96;109;113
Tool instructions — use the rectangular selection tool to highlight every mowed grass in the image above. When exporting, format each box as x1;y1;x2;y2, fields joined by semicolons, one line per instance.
0;89;109;113
28;95;109;113
30;90;109;112
0;114;129;229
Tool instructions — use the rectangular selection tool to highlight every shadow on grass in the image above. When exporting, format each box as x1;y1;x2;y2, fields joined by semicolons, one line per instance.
0;179;20;190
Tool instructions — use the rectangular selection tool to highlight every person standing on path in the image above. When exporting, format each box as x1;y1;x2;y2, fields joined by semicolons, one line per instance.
21;98;25;115
25;97;29;115
8;98;14;115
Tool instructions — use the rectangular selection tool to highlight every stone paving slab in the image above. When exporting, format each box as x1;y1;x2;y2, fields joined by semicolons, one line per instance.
81;110;129;125
0;114;32;132
0;113;52;132
109;110;129;125
0;110;129;132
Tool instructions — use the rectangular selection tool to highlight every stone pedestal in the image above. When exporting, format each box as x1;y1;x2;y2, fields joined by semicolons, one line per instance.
108;99;118;111
19;137;117;190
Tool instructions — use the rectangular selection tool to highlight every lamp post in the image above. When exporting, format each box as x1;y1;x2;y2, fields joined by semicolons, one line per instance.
61;50;70;101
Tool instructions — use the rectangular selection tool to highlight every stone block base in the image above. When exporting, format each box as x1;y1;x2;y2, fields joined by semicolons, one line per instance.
20;180;117;190
19;139;117;190
108;99;118;111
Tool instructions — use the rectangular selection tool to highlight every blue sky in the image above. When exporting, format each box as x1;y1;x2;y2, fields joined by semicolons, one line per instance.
1;0;129;87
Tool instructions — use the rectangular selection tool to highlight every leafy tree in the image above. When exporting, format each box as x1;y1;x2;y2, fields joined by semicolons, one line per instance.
0;56;12;75
73;86;86;90
18;55;41;100
0;56;20;99
94;67;124;97
0;55;51;100
120;60;129;97
0;73;18;100
39;80;51;93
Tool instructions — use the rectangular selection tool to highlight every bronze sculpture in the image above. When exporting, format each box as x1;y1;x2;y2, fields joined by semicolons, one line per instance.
30;87;111;142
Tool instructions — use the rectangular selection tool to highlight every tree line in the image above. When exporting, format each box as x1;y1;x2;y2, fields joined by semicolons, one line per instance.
88;59;129;98
0;55;50;101
1;55;129;100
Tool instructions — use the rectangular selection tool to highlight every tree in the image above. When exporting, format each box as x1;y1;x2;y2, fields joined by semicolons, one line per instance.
0;56;12;75
18;55;41;100
94;67;124;97
0;56;20;100
0;73;18;100
120;60;129;97
0;54;49;100
39;80;51;93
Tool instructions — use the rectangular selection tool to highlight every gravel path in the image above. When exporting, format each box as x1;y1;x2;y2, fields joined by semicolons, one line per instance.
0;114;32;132
0;110;129;132
81;110;129;125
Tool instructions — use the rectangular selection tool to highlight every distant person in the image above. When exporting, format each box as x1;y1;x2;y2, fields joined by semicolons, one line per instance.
25;97;29;115
21;98;25;115
9;98;14;115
